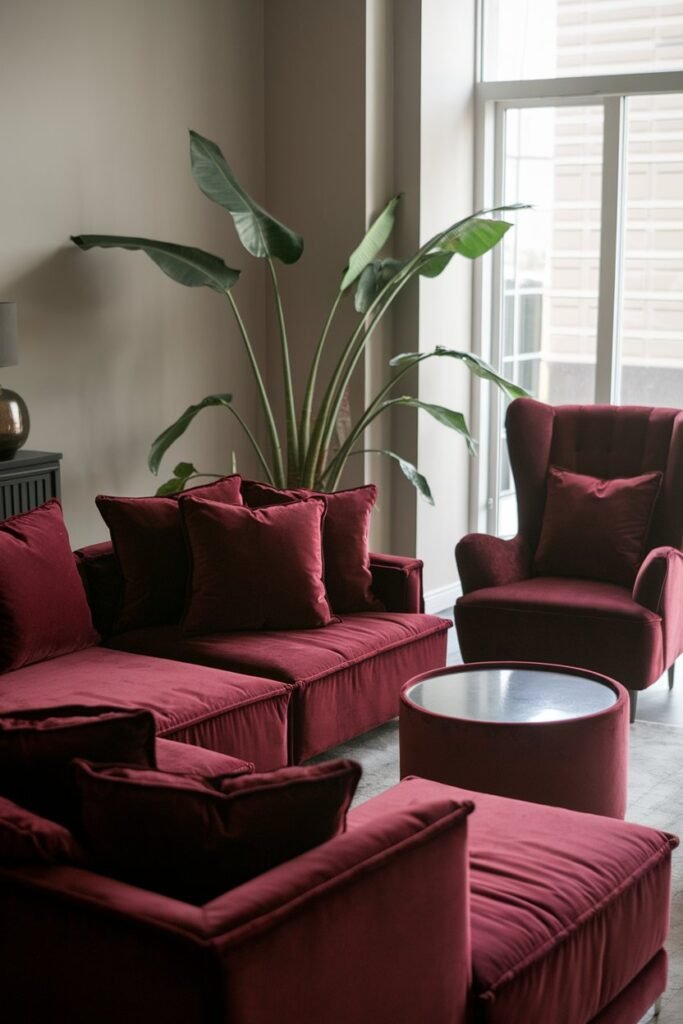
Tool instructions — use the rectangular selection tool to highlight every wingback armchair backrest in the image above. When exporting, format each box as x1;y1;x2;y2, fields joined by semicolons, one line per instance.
506;398;683;556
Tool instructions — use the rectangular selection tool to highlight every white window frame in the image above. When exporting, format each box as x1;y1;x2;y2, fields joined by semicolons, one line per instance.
471;68;683;537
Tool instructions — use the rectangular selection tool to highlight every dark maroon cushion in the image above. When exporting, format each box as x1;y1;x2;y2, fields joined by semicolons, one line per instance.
0;795;85;866
242;481;382;612
533;466;662;586
96;475;243;632
180;495;335;633
74;757;361;903
0;499;97;672
0;706;156;828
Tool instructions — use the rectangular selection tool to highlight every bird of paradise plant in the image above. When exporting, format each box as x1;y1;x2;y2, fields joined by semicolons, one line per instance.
72;131;527;500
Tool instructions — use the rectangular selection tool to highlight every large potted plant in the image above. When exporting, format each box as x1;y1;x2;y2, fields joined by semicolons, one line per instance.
72;131;526;499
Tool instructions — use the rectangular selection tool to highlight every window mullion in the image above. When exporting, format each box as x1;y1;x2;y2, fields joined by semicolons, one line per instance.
595;95;627;403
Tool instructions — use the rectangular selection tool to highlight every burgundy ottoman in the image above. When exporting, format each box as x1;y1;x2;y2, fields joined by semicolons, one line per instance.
399;661;630;817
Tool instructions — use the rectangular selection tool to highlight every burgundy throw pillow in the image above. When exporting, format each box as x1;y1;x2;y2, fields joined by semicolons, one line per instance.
242;481;382;612
0;796;85;866
180;495;335;633
0;499;97;672
74;757;361;903
533;466;663;587
0;706;156;828
97;475;243;632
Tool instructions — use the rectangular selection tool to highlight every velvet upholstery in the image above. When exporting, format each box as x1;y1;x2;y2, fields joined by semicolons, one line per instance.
107;612;451;762
456;399;683;692
533;466;662;586
1;775;674;1024
74;758;360;903
0;796;85;865
179;494;334;632
0;783;473;1024
400;663;630;817
96;475;243;632
75;543;426;635
0;500;97;672
0;647;291;771
154;738;252;778
242;481;381;612
352;777;677;1024
0;705;156;827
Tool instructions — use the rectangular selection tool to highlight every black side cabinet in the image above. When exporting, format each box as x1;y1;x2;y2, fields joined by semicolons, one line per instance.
0;450;62;520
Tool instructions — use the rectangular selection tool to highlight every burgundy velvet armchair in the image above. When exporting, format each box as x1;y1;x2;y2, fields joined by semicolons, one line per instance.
455;399;683;720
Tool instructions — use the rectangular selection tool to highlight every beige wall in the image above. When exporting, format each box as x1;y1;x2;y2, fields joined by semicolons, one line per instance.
0;0;266;547
417;0;477;603
0;0;477;605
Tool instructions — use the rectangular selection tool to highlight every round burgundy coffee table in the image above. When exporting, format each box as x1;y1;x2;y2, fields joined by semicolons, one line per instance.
399;662;629;818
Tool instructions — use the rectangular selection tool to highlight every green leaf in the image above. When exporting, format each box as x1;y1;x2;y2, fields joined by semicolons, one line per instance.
390;347;529;401
438;218;512;259
148;393;233;475
341;195;401;291
71;235;240;294
354;259;405;314
391;397;477;455
189;131;303;264
369;448;434;504
171;461;196;479
353;252;454;313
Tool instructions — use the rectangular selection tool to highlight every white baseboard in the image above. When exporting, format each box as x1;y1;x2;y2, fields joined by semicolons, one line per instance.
424;580;462;616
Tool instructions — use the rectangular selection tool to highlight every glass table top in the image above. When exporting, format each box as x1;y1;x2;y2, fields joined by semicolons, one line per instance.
404;667;617;724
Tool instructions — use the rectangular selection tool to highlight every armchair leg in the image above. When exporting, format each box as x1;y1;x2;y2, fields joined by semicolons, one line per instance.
668;663;676;691
628;690;637;723
654;995;662;1018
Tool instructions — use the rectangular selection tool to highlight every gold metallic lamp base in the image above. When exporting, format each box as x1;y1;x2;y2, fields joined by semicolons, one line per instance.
0;386;30;459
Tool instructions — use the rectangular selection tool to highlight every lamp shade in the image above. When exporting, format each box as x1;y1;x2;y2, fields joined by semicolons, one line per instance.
0;302;18;368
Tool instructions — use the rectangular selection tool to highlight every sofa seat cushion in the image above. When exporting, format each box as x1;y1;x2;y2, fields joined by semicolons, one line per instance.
0;647;290;772
455;576;663;690
154;739;252;778
108;612;451;761
351;777;677;1024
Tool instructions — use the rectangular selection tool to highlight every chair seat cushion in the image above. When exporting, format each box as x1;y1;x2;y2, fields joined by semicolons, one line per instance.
350;777;677;1024
455;576;663;690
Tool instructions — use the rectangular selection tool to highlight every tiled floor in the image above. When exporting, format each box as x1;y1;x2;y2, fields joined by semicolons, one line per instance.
444;613;682;726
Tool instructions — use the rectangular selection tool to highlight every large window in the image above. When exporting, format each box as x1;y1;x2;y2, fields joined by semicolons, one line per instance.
475;0;683;536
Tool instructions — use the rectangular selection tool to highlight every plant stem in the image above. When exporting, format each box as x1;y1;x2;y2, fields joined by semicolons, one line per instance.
223;404;276;484
267;258;299;480
318;362;416;488
226;290;284;486
299;289;343;457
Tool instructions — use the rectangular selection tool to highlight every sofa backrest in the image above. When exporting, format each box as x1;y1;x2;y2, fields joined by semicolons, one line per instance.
506;398;683;554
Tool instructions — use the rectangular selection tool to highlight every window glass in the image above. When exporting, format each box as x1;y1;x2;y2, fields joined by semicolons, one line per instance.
619;93;683;406
483;0;683;82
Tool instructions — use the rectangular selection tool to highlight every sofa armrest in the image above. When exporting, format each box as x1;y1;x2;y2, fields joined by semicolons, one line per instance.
370;552;424;612
74;541;123;637
0;792;472;1024
455;532;531;595
203;792;473;1024
633;547;683;668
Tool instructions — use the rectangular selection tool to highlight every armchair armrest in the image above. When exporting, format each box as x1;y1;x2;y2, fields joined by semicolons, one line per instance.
370;552;424;612
633;547;683;669
455;533;532;595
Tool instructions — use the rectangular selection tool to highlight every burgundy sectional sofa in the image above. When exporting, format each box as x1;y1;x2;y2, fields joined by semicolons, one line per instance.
0;541;450;769
0;504;677;1022
0;773;676;1024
